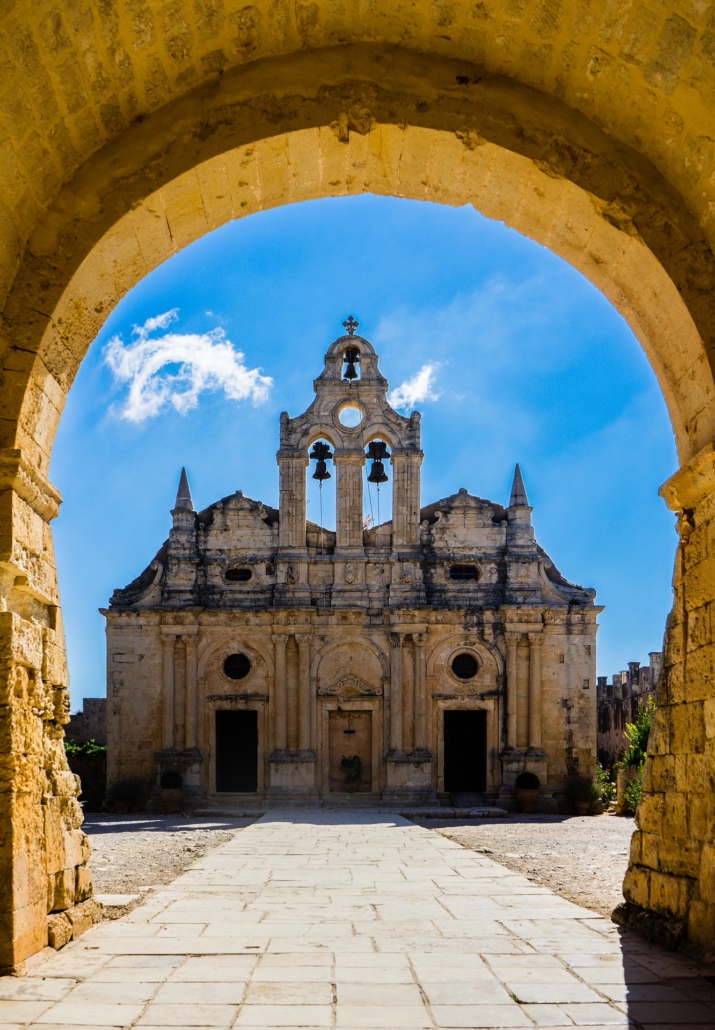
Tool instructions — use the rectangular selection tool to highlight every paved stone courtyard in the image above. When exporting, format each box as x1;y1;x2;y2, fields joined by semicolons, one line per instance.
3;811;715;1029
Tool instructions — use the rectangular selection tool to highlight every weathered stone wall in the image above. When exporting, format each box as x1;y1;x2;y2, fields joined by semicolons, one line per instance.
2;0;715;967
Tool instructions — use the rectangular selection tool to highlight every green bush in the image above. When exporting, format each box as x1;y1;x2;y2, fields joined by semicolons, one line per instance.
515;771;540;790
160;769;183;789
624;767;644;814
64;738;107;758
64;739;106;811
619;697;657;767
566;775;599;803
105;777;145;806
596;764;616;805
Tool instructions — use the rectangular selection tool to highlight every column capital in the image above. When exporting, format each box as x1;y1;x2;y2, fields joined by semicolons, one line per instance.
389;631;405;647
295;633;311;646
161;633;176;648
528;632;544;646
271;632;289;644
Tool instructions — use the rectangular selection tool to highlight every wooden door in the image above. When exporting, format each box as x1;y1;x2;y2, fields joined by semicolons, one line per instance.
329;710;372;792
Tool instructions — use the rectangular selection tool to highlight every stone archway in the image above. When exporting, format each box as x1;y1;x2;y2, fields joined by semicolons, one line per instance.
3;3;715;968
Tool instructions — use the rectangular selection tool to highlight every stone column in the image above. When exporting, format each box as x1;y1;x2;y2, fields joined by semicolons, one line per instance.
389;632;404;753
273;633;288;753
296;633;311;752
184;633;198;750
505;632;519;749
277;450;309;551
528;633;543;750
161;633;175;750
335;450;365;552
414;632;427;752
391;450;423;549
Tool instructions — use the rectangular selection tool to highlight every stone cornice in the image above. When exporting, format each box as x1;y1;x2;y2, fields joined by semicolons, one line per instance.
0;448;62;521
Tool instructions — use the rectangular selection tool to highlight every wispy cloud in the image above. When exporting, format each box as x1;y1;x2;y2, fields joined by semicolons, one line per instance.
104;310;272;422
388;363;440;411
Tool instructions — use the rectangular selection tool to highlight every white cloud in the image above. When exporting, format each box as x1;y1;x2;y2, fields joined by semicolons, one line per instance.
388;363;440;411
104;309;272;422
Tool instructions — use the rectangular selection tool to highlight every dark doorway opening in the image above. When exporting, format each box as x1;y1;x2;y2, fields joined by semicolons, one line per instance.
443;710;487;792
215;710;258;792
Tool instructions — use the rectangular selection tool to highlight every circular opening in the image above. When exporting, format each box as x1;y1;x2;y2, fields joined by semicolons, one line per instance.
223;653;251;680
451;653;478;680
450;564;479;581
339;405;363;428
225;567;252;582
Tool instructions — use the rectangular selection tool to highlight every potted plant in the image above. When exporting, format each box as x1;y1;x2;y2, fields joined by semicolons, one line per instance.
105;777;144;814
160;769;183;813
515;771;540;813
566;775;599;815
339;755;362;792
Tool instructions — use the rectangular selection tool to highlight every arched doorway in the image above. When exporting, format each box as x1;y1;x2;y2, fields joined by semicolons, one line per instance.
2;13;715;967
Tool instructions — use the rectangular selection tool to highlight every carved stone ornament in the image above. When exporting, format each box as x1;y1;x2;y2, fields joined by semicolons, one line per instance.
318;673;382;697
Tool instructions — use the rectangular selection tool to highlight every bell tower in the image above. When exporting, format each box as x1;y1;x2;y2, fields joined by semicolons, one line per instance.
275;319;423;606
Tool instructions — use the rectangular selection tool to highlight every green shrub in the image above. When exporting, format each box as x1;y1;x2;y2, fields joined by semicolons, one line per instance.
515;771;540;790
619;697;656;767
566;775;599;803
160;770;183;789
105;778;145;806
64;738;107;758
624;767;643;814
596;764;616;805
340;755;362;781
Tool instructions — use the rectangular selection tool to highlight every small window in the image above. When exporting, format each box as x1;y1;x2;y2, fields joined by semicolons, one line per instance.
449;564;479;582
584;644;591;656
224;653;251;680
451;653;478;680
225;567;252;582
582;678;590;690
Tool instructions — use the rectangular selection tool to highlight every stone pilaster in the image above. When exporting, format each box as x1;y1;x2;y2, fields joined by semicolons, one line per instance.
391;449;423;550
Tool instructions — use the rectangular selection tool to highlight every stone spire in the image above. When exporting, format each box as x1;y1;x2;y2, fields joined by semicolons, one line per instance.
174;467;194;511
508;464;529;508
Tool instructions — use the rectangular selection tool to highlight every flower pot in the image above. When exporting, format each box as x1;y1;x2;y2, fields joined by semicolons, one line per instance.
515;788;539;813
161;787;183;814
574;800;590;816
590;800;604;816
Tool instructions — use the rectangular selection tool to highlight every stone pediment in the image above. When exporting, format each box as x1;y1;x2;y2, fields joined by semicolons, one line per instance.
318;673;382;698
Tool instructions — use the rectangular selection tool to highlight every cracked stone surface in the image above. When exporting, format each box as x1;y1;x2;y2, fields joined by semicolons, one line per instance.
5;810;714;1029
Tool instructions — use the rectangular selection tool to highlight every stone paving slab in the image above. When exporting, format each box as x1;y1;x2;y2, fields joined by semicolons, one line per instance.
5;810;715;1029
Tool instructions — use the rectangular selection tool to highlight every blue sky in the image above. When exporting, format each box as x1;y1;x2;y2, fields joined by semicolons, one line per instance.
50;195;678;707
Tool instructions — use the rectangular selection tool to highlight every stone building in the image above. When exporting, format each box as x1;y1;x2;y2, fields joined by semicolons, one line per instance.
66;698;107;745
597;654;662;767
103;323;601;810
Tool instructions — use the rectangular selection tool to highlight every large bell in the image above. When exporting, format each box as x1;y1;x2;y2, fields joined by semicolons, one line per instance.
343;346;360;381
367;459;388;484
310;441;333;481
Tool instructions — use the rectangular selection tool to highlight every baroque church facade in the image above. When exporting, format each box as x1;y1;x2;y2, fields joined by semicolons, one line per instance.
103;322;601;809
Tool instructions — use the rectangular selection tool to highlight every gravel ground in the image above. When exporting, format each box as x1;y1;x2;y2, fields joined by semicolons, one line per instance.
414;813;635;918
83;814;256;896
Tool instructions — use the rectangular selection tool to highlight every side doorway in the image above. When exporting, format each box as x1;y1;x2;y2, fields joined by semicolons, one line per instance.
443;709;487;793
215;710;258;792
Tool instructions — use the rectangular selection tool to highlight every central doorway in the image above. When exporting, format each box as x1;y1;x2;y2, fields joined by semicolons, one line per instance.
329;710;372;792
215;710;258;792
443;710;487;793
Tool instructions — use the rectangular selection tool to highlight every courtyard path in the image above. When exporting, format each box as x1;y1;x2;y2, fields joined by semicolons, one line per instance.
3;810;715;1029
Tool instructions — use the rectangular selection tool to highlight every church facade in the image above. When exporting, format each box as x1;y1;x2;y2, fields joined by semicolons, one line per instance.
103;322;601;810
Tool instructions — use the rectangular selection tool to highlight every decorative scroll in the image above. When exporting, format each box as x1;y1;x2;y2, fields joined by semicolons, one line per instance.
318;673;382;698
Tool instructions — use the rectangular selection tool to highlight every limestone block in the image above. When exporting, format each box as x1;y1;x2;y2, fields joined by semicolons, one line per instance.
687;900;715;952
657;835;701;879
637;792;664;835
649;870;691;919
46;912;72;950
42;798;65;876
688;791;715;841
75;864;93;902
670;701;705;754
623;865;651;909
66;898;102;937
49;868;75;912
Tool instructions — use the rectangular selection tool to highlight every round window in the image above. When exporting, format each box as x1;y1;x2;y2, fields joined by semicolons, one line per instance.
223;653;251;680
225;567;252;582
338;405;363;428
451;653;478;680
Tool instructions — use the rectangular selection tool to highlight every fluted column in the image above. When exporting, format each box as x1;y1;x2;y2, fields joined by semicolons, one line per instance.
414;632;427;751
161;633;175;749
184;633;198;750
505;632;519;749
528;633;543;749
296;633;311;752
273;633;288;752
390;632;404;753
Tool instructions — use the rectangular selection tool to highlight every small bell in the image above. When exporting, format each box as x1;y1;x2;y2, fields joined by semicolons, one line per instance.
367;459;388;484
343;346;360;381
310;441;333;481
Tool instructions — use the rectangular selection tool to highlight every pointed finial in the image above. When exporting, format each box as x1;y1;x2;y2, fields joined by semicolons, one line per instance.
343;315;359;336
174;467;194;511
508;464;529;508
